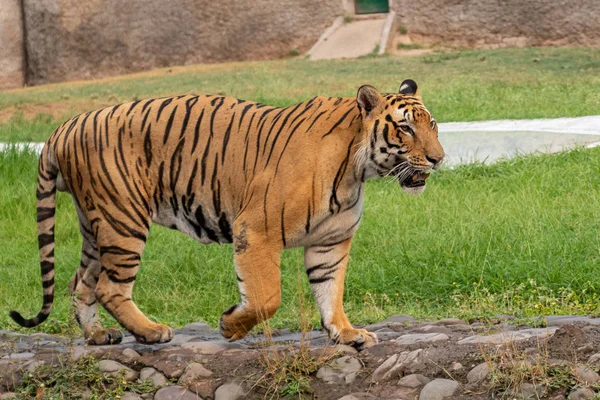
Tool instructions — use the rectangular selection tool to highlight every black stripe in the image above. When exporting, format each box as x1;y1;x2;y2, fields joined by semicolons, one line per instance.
162;105;178;145
37;207;55;223
309;276;334;284
126;100;142;116
281;202;287;247
38;233;54;249
322;107;355;138
156;98;173;121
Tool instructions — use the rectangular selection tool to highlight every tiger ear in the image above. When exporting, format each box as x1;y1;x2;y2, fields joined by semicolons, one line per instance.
399;79;420;99
356;85;383;119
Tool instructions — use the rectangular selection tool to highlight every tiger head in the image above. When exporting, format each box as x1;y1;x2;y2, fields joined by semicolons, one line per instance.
356;79;444;194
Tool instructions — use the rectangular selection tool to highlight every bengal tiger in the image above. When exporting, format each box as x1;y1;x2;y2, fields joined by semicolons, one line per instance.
10;79;444;350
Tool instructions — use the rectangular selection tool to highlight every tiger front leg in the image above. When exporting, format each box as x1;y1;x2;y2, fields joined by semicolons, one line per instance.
219;221;282;341
305;237;378;350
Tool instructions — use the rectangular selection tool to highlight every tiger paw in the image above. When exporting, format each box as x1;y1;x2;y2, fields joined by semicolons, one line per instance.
335;328;378;351
219;306;252;342
132;323;174;344
87;328;123;346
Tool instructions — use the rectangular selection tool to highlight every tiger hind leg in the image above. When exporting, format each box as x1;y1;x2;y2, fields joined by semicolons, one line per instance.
94;226;173;344
69;208;122;345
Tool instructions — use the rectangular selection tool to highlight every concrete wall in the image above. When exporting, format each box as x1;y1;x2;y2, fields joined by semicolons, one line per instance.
22;0;341;86
0;0;25;90
392;0;600;48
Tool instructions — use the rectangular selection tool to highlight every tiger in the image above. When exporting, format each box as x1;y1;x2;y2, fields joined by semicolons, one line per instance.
10;79;444;350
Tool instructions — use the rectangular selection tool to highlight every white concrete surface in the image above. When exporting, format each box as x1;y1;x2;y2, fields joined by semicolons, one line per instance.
309;18;385;60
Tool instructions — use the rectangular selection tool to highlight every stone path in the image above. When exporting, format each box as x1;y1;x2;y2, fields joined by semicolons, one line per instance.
4;315;600;398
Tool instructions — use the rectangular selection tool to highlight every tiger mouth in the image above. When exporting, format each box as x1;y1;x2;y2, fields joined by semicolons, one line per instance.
400;171;430;188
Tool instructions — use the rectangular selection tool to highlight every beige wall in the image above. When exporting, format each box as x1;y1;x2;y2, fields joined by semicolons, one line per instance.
392;0;600;48
23;0;341;86
0;0;25;90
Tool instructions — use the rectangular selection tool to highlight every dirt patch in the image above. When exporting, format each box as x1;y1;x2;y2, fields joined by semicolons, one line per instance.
0;99;116;124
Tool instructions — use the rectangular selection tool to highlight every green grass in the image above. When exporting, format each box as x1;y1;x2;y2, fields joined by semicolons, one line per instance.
1;47;600;142
2;145;600;334
1;47;600;335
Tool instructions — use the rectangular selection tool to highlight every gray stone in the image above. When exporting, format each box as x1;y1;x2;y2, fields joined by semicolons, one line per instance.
180;340;244;355
179;363;213;384
412;325;452;334
398;374;431;388
396;333;449;345
154;386;200;400
546;315;600;327
1;352;35;360
214;381;246;400
457;327;557;344
587;353;600;365
504;383;545;399
467;363;490;383
419;379;460;400
337;393;376;400
177;322;215;335
98;360;138;382
573;365;600;384
432;318;467;326
371;349;423;382
568;387;596;400
140;367;168;388
316;356;362;384
122;348;141;362
380;314;416;325
120;393;143;400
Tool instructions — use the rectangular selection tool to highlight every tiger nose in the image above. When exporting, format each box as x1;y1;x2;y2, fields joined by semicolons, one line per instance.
425;154;443;166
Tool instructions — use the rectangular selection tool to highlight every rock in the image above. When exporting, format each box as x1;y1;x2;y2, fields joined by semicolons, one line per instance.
181;340;244;355
140;367;168;388
396;333;449;345
316;356;362;384
371;349;423;382
504;382;545;399
188;380;215;398
588;353;600;365
154;386;200;400
450;362;463;371
214;381;246;400
412;325;452;334
120;392;142;400
380;314;416;324
337;393;376;400
432;318;467;326
546;316;600;327
121;348;141;362
179;363;213;384
153;360;186;379
458;327;557;344
98;360;138;382
1;352;35;360
0;394;17;399
568;387;596;400
178;322;215;335
398;374;431;388
573;365;600;384
467;363;490;383
419;379;460;400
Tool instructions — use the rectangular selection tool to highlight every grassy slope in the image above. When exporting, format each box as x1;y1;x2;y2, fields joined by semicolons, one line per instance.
1;47;600;334
1;47;600;142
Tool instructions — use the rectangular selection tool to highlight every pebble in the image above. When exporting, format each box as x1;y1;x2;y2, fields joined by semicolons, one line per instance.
120;392;142;400
568;387;596;400
154;386;200;400
98;359;138;381
398;373;431;388
140;367;168;388
179;362;214;384
316;356;362;384
457;327;557;344
466;362;490;383
418;378;460;400
371;349;423;382
121;348;141;362
337;393;376;400
396;333;449;345
214;381;246;400
587;353;600;365
573;365;600;384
